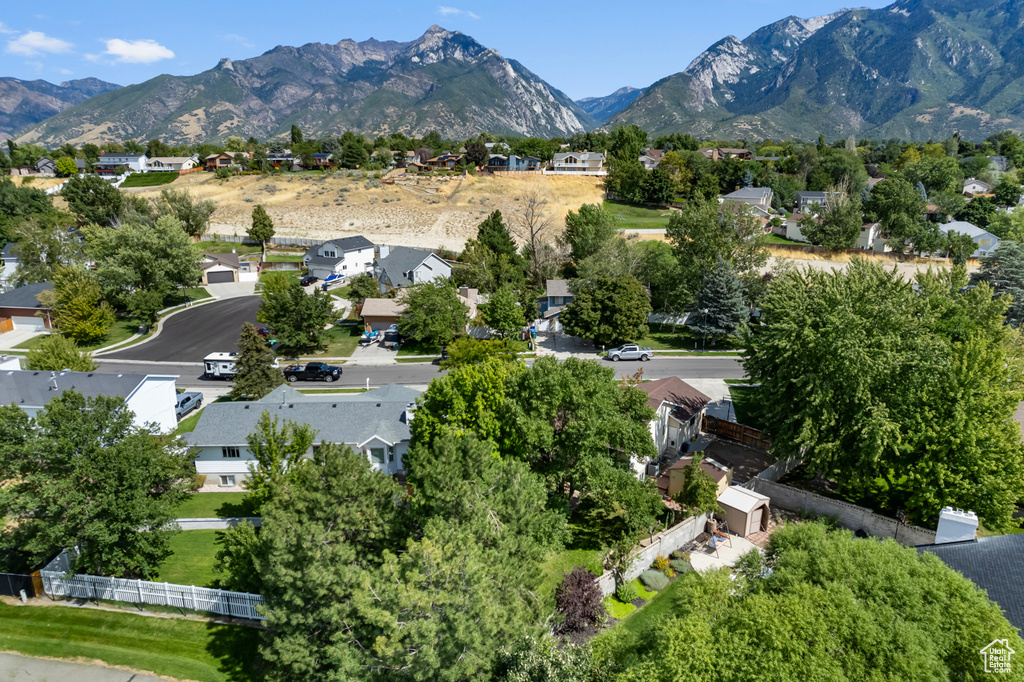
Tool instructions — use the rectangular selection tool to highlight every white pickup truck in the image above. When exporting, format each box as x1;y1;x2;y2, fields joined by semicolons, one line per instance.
606;343;654;362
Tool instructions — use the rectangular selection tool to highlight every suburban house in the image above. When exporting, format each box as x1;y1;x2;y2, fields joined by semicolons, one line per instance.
856;222;884;250
486;154;543;172
267;150;295;170
722;187;774;212
0;282;53;331
938;220;999;258
536;278;573;330
784;213;812;242
187;383;422;486
657;455;731;499
550;152;605;175
361;297;407;332
794;190;842;213
303;236;376;281
699;148;753;161
200;252;255;285
0;242;18;290
93;152;147;175
310;153;334;169
205;153;236;172
425;152;463;170
0;369;179;432
963;178;992;196
374;246;452;293
34;157;57;175
639;149;664;170
147;155;199;172
633;376;712;477
361;287;477;332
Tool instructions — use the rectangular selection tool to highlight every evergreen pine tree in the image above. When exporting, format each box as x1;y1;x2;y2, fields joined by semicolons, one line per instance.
690;257;748;346
476;210;517;260
742;169;754;188
231;322;283;400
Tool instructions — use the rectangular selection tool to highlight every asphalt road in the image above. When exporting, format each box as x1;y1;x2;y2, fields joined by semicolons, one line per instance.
101;296;261;363
0;652;163;681
96;356;746;389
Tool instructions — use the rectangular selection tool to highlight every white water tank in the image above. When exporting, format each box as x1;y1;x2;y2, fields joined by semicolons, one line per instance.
934;507;979;544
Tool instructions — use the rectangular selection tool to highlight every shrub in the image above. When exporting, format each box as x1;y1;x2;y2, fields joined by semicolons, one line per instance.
554;565;605;633
616;580;639;603
215;168;232;179
365;178;382;189
652;555;675;577
640;569;670;592
190;474;207;490
670;559;692;574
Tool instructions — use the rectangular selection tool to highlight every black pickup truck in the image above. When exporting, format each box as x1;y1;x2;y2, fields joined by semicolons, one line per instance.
282;362;342;383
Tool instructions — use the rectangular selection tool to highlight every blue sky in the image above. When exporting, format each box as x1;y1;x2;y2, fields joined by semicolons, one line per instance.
1;1;893;100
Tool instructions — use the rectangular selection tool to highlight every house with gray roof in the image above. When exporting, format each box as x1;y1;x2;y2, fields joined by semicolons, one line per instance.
794;190;842;213
0;281;53;330
550;152;605;175
303;236;376;281
937;220;999;259
722;187;774;211
374;246;452;293
187;383;422;487
0;368;179;432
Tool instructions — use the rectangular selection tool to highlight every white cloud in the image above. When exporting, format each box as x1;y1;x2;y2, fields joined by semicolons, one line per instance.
103;38;174;63
222;33;254;48
0;22;16;34
438;6;479;19
59;68;72;75
6;31;73;56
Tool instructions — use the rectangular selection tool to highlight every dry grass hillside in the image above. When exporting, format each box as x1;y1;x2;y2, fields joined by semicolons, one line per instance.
126;172;605;250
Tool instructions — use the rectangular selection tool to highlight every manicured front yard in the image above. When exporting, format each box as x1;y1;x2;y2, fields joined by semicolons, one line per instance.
636;325;742;352
173;492;255;519
729;385;765;430
157;530;222;588
120;172;178;188
320;324;361;357
603;200;672;230
0;600;259;682
201;240;262;256
174;407;205;435
15;318;140;353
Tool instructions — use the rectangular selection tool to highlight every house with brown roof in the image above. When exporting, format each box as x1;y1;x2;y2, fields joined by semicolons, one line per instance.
632;376;712;477
657;455;731;499
698;148;753;162
200;252;242;285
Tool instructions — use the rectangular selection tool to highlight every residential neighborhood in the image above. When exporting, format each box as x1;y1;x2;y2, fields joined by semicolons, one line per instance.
2;12;1024;681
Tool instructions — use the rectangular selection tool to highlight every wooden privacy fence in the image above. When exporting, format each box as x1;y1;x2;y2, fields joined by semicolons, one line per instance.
703;414;771;450
41;550;264;620
0;317;13;334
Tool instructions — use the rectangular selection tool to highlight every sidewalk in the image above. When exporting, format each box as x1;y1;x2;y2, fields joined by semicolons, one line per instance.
0;652;164;682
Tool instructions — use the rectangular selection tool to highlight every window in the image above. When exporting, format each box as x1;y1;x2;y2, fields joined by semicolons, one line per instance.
220;475;235;486
222;447;240;458
370;448;386;465
979;239;992;247
323;250;336;258
388;445;395;463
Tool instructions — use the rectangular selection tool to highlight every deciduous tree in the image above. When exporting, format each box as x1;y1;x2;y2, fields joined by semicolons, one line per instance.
560;274;651;347
483;285;525;337
243;411;317;512
397;280;469;350
248;204;274;257
257;273;334;351
157;188;215;237
25;333;96;371
35;266;114;344
554;566;604;633
561;203;618;263
61;174;122;226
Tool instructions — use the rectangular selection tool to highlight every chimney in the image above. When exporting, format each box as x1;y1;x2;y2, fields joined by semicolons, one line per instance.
405;401;416;423
934;507;979;544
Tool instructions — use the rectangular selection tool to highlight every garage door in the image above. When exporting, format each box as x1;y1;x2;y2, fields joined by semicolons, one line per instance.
12;316;45;331
366;318;396;332
207;271;236;284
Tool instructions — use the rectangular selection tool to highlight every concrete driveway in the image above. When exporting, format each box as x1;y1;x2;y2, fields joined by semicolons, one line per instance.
206;281;256;298
100;296;261;363
0;653;163;681
0;329;46;351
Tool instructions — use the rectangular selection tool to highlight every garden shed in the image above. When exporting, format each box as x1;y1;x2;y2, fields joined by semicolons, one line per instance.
717;485;771;538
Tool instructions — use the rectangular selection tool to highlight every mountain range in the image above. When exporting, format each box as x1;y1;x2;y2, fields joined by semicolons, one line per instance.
609;0;1024;140
10;0;1024;146
13;26;593;147
0;77;121;142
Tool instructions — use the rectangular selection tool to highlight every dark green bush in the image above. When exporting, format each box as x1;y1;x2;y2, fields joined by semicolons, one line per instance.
640;570;670;591
670;559;692;574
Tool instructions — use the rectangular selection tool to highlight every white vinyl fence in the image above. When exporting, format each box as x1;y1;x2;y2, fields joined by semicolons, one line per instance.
40;549;264;620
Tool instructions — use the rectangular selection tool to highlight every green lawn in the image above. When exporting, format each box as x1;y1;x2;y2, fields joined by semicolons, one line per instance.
165;287;213;307
396;339;441;356
608;574;690;638
729;385;765;430
120;172;178;188
0;600;259;682
173;492;255;519
263;252;303;262
175;407;205;435
321;324;361;357
395;357;435;363
766;234;804;245
603;200;672;230
16;318;140;353
157;530;221;588
636;325;742;352
538;548;604;607
200;241;262;256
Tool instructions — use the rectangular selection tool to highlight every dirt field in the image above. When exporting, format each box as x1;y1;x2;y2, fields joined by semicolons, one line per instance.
126;171;605;250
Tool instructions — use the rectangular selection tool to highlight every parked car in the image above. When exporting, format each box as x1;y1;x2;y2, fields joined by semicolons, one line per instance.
256;327;275;337
283;361;342;382
175;391;204;419
606;343;654;362
300;275;319;287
